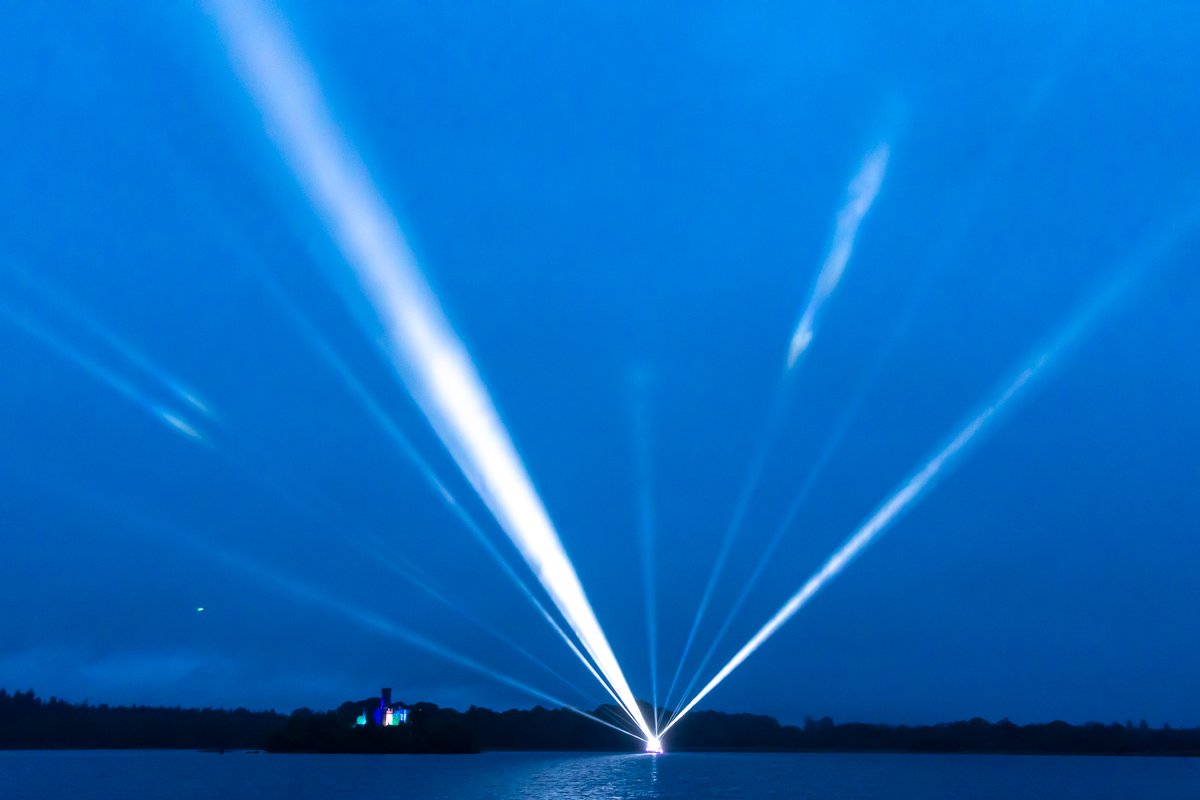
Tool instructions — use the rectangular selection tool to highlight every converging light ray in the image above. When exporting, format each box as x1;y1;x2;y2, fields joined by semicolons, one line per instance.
184;389;612;713
7;263;214;418
672;327;897;712
291;579;634;740
108;501;637;739
664;141;893;717
363;539;597;705
211;223;593;689
661;381;790;717
249;555;641;740
253;267;588;659
787;143;890;369
664;212;1199;735
167;328;616;717
664;362;1040;733
630;372;661;733
535;602;631;715
598;703;646;740
154;392;617;717
0;299;204;443
673;71;1092;704
670;413;847;716
206;0;652;739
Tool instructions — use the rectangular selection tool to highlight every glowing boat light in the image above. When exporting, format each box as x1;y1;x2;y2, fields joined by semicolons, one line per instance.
645;736;664;754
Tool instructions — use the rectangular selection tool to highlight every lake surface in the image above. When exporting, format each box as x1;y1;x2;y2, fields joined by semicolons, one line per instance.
2;750;1198;799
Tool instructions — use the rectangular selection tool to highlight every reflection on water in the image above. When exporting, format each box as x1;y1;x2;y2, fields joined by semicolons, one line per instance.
1;750;1198;800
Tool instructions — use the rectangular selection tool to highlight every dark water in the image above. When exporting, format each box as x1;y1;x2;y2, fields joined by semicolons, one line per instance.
2;750;1198;799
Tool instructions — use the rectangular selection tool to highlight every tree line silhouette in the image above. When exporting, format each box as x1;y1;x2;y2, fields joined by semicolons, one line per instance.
0;689;283;750
3;689;1197;755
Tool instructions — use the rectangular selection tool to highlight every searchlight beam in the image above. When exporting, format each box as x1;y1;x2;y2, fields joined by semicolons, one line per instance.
664;142;891;716
664;210;1198;734
206;0;652;739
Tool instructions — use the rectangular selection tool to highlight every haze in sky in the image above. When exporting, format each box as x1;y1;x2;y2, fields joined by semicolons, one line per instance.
1;0;1198;728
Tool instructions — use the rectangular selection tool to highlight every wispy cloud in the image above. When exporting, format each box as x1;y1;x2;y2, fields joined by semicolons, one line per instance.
787;143;890;368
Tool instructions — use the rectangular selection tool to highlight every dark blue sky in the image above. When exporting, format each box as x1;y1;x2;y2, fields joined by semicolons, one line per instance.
2;1;1199;727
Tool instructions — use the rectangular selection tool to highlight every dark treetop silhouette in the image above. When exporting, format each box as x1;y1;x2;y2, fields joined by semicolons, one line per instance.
3;690;1197;756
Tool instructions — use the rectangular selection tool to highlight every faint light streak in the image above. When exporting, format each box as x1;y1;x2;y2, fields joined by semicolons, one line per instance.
193;414;615;713
664;142;891;716
248;558;640;739
661;382;790;717
787;144;890;368
256;272;578;631
630;368;661;733
596;704;645;740
7;263;214;419
214;201;592;690
207;416;603;709
669;375;872;715
0;299;204;443
158;410;203;440
206;0;651;739
166;356;610;715
364;539;595;704
306;592;638;738
664;362;1038;733
664;209;1200;734
670;68;1096;707
104;499;640;741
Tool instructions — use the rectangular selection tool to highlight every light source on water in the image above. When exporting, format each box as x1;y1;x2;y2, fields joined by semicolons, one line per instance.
645;736;663;754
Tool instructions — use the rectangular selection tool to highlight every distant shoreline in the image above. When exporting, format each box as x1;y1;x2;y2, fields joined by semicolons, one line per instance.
2;747;1199;759
3;690;1197;757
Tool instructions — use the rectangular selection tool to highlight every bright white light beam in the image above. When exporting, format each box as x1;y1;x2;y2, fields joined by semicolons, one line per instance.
787;143;890;368
664;214;1198;734
205;0;653;740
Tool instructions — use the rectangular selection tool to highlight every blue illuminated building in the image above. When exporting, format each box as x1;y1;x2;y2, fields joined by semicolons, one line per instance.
353;687;408;728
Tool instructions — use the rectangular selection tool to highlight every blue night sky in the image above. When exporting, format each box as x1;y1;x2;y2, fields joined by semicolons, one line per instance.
2;1;1199;728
